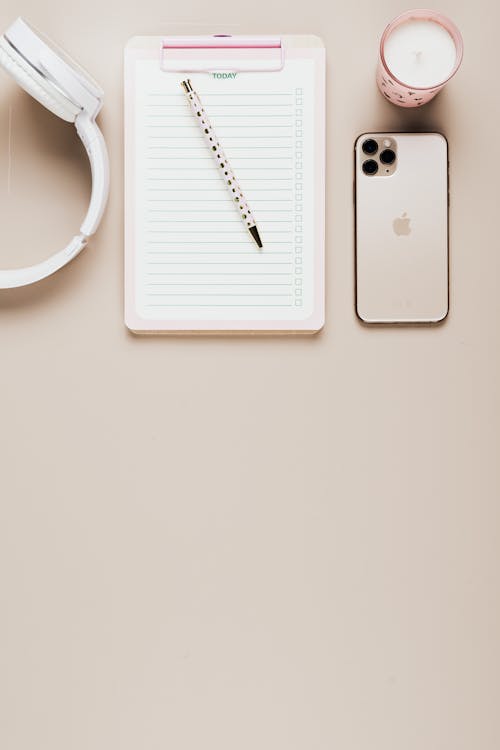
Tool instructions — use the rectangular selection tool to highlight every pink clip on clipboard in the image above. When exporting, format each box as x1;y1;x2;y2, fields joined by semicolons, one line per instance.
161;35;284;73
124;34;325;334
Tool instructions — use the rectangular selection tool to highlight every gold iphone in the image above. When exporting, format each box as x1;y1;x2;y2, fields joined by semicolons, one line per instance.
355;133;449;324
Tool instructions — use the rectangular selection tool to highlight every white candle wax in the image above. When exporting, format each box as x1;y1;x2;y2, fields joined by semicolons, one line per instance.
384;19;457;88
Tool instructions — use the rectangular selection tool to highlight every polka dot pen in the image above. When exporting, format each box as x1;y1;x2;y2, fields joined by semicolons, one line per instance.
181;79;263;249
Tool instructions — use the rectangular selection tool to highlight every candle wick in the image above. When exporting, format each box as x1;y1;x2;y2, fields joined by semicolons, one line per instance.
413;50;423;61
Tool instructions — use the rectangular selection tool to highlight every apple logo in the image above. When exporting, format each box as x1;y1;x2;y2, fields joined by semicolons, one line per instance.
393;212;411;236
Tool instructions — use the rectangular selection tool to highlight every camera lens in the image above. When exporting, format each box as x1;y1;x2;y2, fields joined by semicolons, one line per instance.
362;159;378;175
362;139;378;155
380;148;396;165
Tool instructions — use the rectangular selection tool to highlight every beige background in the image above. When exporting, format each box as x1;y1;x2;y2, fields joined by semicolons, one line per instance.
0;1;499;749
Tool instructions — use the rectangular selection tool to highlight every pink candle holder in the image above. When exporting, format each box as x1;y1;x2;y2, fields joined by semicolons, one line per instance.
377;9;464;108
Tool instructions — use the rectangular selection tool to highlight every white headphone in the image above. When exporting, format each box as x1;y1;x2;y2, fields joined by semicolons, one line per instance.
0;18;109;288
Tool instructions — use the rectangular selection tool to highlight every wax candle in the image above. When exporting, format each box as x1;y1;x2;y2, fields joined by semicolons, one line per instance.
377;10;463;108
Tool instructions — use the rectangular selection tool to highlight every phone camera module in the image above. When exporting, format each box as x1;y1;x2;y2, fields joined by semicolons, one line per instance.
380;149;396;165
362;159;378;175
362;139;378;156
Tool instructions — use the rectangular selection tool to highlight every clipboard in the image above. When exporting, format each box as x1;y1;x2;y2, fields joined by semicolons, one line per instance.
124;35;325;334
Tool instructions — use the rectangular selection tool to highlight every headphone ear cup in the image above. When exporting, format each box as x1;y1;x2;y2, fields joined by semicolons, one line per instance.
0;36;80;122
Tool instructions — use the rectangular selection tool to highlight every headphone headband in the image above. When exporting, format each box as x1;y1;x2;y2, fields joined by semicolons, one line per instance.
0;18;109;289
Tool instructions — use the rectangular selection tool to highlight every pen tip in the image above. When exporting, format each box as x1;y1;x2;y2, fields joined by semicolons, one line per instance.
249;226;263;249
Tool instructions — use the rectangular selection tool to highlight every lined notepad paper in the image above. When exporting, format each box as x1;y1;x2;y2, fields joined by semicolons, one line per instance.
125;44;324;332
